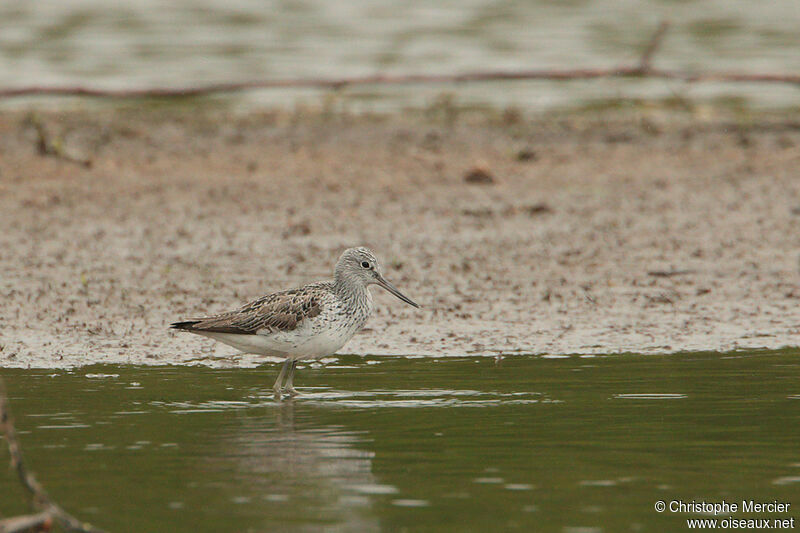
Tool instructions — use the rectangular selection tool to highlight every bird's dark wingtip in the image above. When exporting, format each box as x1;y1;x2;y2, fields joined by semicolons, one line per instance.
170;320;200;331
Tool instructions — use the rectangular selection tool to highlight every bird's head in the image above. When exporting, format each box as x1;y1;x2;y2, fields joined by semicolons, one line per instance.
335;247;419;308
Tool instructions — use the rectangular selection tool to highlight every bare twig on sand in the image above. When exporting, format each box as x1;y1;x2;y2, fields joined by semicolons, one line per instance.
26;114;92;168
0;22;797;101
0;378;106;533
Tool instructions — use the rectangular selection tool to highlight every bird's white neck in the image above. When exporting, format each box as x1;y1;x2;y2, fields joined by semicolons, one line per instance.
333;277;373;318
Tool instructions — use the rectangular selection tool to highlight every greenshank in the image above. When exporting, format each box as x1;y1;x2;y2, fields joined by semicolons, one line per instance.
171;247;419;397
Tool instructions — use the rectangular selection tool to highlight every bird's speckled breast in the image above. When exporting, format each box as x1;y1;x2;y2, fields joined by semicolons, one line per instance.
292;287;373;359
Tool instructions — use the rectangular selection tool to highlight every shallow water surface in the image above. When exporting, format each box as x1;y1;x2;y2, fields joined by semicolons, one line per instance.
1;1;799;110
1;351;799;531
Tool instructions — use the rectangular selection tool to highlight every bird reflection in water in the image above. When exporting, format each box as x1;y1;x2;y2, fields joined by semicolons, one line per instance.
210;399;390;531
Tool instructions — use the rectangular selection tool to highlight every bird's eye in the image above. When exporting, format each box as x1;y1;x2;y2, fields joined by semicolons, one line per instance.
361;261;370;269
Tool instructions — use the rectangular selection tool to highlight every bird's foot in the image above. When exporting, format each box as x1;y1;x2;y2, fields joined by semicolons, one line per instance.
284;387;299;397
272;386;283;400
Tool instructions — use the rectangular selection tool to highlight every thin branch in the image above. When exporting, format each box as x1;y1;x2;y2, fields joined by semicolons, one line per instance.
0;67;798;101
0;20;797;101
638;21;670;71
0;511;52;533
0;378;50;509
0;378;106;533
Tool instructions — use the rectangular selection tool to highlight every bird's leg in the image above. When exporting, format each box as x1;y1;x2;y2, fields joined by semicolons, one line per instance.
273;359;291;398
284;360;299;396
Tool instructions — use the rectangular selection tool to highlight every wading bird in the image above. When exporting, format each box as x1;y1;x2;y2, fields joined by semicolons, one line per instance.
171;247;419;397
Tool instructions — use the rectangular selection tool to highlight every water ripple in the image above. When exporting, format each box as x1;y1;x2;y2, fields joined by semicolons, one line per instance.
613;393;687;400
155;389;547;412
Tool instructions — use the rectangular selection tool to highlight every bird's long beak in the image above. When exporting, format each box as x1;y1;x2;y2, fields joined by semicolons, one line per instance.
375;273;420;308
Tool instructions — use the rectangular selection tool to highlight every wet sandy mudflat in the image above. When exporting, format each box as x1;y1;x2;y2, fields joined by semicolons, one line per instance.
0;105;798;367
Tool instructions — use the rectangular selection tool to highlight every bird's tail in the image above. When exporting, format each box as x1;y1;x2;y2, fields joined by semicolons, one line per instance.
170;320;201;331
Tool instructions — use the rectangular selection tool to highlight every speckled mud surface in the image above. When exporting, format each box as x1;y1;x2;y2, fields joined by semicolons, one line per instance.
1;107;798;367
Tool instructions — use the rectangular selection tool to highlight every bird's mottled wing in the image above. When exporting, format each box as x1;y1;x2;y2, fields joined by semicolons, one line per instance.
172;283;326;335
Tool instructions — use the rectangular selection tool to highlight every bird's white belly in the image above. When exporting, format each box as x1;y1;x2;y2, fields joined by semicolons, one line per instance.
197;319;360;360
194;331;286;356
292;325;357;359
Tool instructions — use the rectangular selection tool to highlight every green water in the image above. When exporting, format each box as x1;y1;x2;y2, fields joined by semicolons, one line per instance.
1;351;799;532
